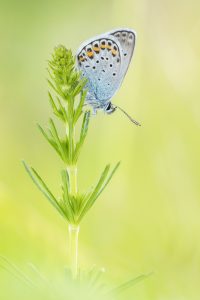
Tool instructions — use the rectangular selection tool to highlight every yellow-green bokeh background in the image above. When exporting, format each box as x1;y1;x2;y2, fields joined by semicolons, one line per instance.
0;0;200;299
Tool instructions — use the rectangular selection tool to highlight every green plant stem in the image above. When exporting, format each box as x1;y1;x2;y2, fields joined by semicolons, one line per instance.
67;165;79;279
68;224;80;279
68;122;74;162
67;165;78;195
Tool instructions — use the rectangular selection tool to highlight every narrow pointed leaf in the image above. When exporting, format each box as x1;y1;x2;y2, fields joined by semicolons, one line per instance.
61;169;69;200
23;161;67;220
48;92;64;121
59;196;74;224
60;170;75;223
37;124;62;158
73;90;87;123
47;79;60;95
73;111;90;163
77;165;110;221
78;162;120;222
108;273;152;295
49;119;67;162
0;256;36;288
95;161;120;200
72;78;87;96
56;96;68;122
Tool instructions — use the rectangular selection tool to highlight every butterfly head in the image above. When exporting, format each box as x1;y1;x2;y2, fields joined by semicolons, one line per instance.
104;102;117;114
104;102;141;126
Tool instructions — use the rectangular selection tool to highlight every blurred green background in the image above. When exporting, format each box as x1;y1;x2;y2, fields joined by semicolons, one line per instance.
0;0;200;299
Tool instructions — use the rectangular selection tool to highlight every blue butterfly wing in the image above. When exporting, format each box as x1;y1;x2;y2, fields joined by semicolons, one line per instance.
110;29;136;83
77;34;123;105
76;28;136;107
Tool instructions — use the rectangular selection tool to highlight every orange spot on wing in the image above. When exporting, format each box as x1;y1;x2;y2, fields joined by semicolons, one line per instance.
112;49;118;56
93;46;100;52
87;51;94;57
100;44;106;49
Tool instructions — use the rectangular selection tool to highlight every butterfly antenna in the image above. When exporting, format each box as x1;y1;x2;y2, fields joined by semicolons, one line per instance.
115;105;141;126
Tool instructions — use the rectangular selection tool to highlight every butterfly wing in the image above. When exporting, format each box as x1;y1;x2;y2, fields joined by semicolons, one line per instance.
110;28;136;82
76;28;136;106
77;34;123;104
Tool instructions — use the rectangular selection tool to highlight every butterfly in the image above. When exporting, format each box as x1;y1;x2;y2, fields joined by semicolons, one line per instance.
76;28;140;126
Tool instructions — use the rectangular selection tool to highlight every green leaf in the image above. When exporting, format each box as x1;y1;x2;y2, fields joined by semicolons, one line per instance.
94;161;120;200
73;90;87;123
86;266;105;290
59;197;75;224
80;110;90;139
48;91;59;115
77;162;120;222
0;256;36;288
47;79;60;95
77;165;110;222
108;273;152;295
23;161;67;221
37;124;65;161
73;111;90;164
61;169;69;200
48;92;65;121
72;77;87;97
60;170;75;223
56;96;68;122
49;118;68;162
48;69;67;100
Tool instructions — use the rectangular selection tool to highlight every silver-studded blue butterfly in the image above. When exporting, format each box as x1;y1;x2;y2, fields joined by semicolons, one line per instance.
77;28;140;126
